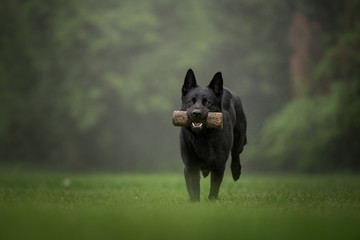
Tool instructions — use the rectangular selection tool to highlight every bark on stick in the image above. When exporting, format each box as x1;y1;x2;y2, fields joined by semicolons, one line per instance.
172;111;223;128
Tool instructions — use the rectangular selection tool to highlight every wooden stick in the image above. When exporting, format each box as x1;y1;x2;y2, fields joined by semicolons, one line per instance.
172;111;223;128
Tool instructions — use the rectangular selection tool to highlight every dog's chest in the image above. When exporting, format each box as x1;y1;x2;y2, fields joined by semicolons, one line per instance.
193;137;218;162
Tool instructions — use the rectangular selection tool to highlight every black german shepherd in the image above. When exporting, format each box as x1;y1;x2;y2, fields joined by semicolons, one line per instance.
179;69;247;201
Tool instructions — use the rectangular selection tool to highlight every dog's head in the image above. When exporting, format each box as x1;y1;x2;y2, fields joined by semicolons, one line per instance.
181;69;223;131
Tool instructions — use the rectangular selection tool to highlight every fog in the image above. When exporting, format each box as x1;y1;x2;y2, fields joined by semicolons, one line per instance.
0;0;359;173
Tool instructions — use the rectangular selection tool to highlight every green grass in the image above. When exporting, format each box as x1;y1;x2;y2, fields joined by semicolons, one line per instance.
0;172;359;240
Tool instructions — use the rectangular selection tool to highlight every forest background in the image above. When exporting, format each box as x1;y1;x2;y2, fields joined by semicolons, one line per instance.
1;0;359;173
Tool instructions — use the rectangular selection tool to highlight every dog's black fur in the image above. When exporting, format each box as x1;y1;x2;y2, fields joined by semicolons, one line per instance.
179;69;247;201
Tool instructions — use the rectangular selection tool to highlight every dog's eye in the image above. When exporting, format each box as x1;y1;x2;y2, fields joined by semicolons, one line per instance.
192;97;196;103
203;99;211;105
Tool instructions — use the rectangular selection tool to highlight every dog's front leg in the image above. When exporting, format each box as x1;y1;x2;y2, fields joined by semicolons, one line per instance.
184;166;200;202
208;168;225;200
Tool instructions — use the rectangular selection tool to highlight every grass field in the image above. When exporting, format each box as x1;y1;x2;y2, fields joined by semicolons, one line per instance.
0;171;359;240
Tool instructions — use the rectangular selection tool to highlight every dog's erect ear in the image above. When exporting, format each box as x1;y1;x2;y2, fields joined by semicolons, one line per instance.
182;69;198;96
208;72;223;98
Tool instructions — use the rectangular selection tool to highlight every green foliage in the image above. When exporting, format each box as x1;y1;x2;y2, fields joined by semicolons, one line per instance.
1;172;360;240
1;0;358;172
0;0;294;170
261;81;360;172
259;0;360;172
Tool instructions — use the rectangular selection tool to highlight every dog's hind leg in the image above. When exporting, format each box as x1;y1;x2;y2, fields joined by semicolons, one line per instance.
231;95;247;181
231;126;246;181
184;166;200;202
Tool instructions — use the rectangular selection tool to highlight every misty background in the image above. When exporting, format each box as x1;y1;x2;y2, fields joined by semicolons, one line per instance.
0;0;359;173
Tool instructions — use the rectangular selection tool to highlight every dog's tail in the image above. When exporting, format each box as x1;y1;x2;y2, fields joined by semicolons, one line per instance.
231;156;241;181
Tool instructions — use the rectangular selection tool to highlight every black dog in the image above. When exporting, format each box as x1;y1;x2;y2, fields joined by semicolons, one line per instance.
179;69;247;201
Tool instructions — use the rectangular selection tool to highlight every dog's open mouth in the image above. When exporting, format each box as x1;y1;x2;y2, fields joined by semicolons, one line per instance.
191;122;203;129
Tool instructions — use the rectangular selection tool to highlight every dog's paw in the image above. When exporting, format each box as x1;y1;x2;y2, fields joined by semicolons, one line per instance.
208;195;219;201
190;196;200;202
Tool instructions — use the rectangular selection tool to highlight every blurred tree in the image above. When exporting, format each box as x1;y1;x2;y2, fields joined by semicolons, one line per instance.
1;0;357;172
288;11;322;97
259;0;360;172
0;0;220;170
